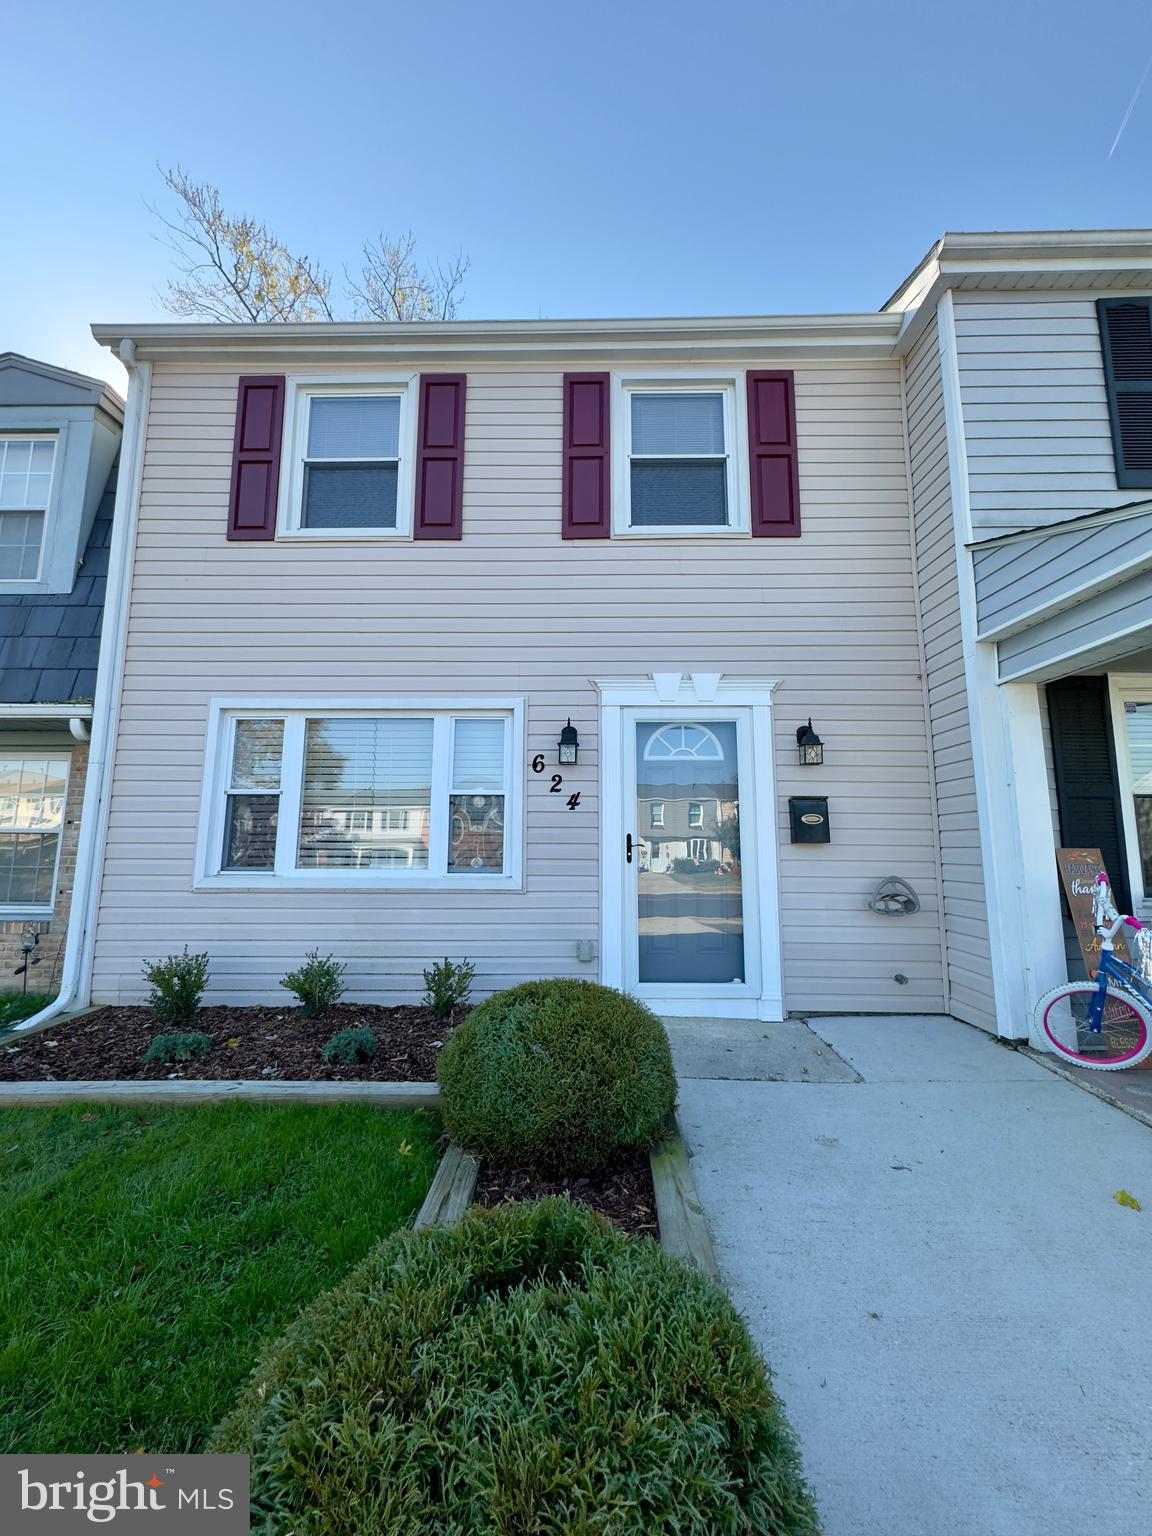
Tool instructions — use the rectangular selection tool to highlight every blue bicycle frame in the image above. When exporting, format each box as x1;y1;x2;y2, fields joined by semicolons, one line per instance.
1089;948;1152;1030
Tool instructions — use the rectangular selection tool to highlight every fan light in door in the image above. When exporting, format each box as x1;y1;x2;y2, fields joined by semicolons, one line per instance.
558;719;579;765
796;719;824;766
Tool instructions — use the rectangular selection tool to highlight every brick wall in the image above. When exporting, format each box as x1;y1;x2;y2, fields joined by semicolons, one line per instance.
0;742;88;995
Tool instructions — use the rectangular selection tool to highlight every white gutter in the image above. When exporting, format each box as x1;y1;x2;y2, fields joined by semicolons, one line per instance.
9;341;150;1033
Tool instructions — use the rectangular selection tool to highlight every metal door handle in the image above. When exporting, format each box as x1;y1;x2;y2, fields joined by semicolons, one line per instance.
626;833;634;864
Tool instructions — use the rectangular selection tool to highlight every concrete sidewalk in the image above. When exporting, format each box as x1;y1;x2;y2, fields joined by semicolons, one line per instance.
675;1015;1152;1536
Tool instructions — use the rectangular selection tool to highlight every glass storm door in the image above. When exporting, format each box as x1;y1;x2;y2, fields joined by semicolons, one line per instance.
634;719;745;986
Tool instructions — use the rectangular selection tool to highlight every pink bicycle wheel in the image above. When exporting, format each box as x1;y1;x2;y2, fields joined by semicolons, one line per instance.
1040;982;1151;1068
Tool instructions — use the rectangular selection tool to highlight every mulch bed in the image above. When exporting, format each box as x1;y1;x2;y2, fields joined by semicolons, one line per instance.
472;1150;660;1239
0;1004;465;1082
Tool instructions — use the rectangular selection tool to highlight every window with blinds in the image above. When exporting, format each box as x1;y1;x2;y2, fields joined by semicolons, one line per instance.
209;708;514;883
298;717;434;870
627;389;732;529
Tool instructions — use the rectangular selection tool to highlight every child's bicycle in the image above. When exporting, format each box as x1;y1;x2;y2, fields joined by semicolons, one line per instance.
1033;874;1152;1069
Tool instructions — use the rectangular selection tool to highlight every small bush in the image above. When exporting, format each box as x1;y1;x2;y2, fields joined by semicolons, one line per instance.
422;956;476;1020
321;1027;378;1066
437;978;676;1174
212;1199;818;1535
673;856;720;875
281;951;346;1016
141;1032;213;1065
142;948;209;1029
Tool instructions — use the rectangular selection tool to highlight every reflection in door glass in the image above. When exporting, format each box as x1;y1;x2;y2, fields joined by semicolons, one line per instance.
635;721;744;984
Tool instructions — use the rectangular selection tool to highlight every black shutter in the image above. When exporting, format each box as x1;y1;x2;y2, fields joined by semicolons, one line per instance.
1047;675;1132;913
1097;298;1152;489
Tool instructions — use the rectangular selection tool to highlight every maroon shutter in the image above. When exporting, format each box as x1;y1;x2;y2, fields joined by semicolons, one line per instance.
747;370;800;537
414;374;466;540
562;373;611;538
227;376;285;541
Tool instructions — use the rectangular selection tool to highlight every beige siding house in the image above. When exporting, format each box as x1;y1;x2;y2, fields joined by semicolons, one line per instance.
73;316;950;1023
24;227;1145;1043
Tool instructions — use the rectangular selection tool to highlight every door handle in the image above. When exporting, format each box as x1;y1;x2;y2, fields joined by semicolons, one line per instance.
626;833;634;864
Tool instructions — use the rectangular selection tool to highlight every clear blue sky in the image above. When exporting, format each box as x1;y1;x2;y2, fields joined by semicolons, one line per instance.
3;0;1150;393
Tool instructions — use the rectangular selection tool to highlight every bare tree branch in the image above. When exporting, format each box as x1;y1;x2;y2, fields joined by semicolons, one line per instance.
151;169;470;326
151;167;335;323
347;231;469;322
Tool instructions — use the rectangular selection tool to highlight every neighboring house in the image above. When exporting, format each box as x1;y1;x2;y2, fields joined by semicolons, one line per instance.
0;354;123;991
56;228;1152;1038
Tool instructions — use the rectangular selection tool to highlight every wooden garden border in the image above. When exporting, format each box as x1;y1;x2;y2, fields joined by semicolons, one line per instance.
0;1079;439;1107
412;1110;719;1279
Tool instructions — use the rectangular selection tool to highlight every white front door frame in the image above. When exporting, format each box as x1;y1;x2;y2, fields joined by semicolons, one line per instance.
595;673;783;1020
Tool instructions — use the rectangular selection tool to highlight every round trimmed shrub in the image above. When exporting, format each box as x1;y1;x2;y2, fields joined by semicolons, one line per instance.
436;978;676;1173
211;1199;818;1535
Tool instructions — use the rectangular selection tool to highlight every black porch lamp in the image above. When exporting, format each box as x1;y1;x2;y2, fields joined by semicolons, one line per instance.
796;719;824;766
558;719;579;766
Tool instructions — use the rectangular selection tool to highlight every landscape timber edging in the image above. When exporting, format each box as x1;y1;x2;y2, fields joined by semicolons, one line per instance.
0;1079;439;1108
414;1112;721;1280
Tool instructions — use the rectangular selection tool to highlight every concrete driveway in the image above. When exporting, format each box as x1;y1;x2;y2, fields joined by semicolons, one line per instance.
672;1015;1152;1536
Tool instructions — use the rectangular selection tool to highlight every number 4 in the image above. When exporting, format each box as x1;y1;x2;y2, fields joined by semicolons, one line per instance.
567;792;581;810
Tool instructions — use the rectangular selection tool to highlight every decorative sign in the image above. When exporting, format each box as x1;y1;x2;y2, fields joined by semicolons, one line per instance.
1055;848;1132;976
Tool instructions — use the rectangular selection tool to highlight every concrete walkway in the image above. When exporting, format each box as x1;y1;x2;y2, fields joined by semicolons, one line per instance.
674;1015;1152;1536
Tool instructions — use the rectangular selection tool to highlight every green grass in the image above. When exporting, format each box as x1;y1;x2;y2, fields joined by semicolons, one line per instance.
0;992;53;1031
0;1102;439;1454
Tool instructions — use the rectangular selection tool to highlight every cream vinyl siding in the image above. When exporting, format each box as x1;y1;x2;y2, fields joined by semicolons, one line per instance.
953;294;1134;538
905;318;996;1029
92;360;944;1011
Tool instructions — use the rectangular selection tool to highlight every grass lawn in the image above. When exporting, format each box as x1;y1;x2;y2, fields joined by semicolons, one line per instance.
0;1102;439;1454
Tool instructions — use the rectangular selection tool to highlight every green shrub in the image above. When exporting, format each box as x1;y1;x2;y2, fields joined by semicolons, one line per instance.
281;950;346;1016
212;1199;818;1535
321;1027;378;1066
141;1032;213;1065
142;948;209;1029
437;978;676;1174
422;955;476;1019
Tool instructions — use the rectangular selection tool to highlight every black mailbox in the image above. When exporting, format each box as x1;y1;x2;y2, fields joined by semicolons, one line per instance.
789;796;830;844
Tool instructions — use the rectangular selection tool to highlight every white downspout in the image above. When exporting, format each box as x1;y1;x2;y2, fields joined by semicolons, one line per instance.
10;340;151;1033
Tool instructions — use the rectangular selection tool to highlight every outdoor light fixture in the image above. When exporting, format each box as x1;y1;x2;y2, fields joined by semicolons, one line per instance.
558;719;579;766
796;719;824;766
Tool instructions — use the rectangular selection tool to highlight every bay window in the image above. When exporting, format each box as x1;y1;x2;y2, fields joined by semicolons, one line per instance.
201;702;521;887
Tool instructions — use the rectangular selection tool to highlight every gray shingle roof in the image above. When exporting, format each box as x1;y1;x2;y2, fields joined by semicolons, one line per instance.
0;464;115;705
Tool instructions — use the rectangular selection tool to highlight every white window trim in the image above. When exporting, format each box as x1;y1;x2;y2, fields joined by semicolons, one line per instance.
195;697;524;891
1108;673;1152;916
278;375;419;541
0;429;62;588
611;372;749;538
650;801;665;828
0;752;70;918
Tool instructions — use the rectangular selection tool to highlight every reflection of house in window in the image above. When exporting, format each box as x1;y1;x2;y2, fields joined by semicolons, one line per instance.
640;790;738;873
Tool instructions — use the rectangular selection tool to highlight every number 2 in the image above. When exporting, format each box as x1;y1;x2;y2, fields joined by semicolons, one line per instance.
550;775;563;793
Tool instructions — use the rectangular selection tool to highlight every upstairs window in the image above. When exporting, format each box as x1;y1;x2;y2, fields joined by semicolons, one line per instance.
283;384;413;536
1098;299;1152;490
0;436;56;581
622;386;740;533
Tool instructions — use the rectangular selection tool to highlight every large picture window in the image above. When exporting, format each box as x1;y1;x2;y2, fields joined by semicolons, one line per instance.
202;703;520;887
0;755;68;912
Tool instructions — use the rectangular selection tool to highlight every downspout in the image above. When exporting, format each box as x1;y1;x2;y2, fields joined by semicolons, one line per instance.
10;340;151;1032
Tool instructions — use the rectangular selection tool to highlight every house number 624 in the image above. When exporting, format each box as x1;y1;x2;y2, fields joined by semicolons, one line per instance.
530;754;580;809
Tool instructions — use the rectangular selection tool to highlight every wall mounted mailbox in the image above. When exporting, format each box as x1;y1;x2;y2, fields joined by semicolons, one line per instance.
789;796;830;844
